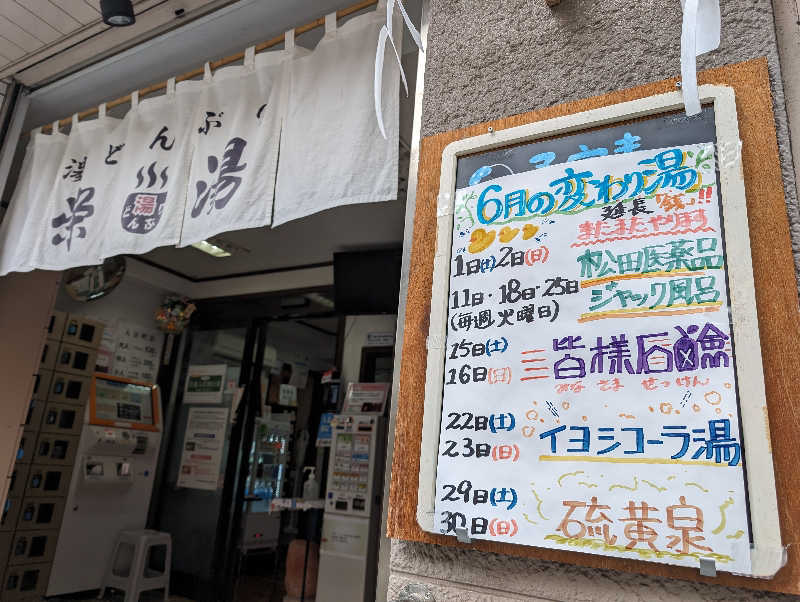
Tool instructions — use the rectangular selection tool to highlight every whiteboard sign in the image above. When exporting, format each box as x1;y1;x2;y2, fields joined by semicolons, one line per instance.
418;87;782;577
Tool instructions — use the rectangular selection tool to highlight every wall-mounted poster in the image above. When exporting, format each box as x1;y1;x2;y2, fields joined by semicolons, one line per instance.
112;321;163;383
421;88;780;577
177;407;229;490
184;364;227;404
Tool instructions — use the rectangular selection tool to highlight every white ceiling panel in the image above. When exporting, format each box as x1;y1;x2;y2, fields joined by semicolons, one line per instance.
1;0;238;85
21;0;82;34
0;15;45;51
0;0;209;83
56;0;101;25
0;1;61;44
0;34;22;60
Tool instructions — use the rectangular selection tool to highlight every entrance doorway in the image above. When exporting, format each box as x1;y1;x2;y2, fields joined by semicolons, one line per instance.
152;290;340;601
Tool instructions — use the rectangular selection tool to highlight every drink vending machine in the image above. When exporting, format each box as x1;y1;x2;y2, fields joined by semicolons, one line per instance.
47;375;162;596
241;411;294;552
316;383;390;602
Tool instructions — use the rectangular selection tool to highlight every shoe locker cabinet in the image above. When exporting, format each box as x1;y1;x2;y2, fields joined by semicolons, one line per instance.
0;311;103;600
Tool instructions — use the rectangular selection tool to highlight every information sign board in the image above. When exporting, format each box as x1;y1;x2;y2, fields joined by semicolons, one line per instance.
420;87;781;577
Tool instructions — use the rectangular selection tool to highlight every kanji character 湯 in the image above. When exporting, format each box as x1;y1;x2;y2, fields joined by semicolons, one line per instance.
691;419;741;466
191;137;248;217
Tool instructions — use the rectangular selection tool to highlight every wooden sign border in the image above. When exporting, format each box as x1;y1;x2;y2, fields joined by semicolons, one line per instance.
387;58;800;594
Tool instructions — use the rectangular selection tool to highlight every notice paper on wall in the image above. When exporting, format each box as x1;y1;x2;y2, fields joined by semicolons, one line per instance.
366;331;395;346
177;406;229;490
434;131;753;572
112;321;163;383
288;361;309;389
184;364;227;404
96;323;116;373
279;384;298;406
342;382;389;415
92;319;163;383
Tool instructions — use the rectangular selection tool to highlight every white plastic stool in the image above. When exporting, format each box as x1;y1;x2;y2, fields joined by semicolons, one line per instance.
100;529;171;602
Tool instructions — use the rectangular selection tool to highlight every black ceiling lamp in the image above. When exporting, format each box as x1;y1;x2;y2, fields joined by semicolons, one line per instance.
101;0;136;26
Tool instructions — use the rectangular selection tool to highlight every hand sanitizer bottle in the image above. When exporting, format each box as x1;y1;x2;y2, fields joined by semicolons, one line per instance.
302;467;319;499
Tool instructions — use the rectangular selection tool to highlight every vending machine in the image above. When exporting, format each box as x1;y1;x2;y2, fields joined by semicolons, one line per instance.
241;412;294;552
316;383;389;602
47;374;162;596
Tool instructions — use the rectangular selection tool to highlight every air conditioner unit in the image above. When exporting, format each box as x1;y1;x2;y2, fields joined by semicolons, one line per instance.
212;332;277;368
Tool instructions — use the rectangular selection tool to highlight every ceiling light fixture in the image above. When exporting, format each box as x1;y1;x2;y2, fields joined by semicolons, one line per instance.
191;240;232;258
101;0;136;26
305;292;335;309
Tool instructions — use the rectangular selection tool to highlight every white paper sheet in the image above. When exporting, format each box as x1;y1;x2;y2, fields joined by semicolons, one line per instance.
177;406;230;490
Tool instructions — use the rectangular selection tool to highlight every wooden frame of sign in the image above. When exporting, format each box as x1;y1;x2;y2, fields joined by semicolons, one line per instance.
388;58;800;594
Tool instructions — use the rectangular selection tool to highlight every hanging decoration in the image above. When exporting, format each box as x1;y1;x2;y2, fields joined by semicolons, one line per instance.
155;294;196;365
155;294;196;334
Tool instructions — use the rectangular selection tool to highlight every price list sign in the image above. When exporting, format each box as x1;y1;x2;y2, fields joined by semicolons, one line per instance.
426;99;778;575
